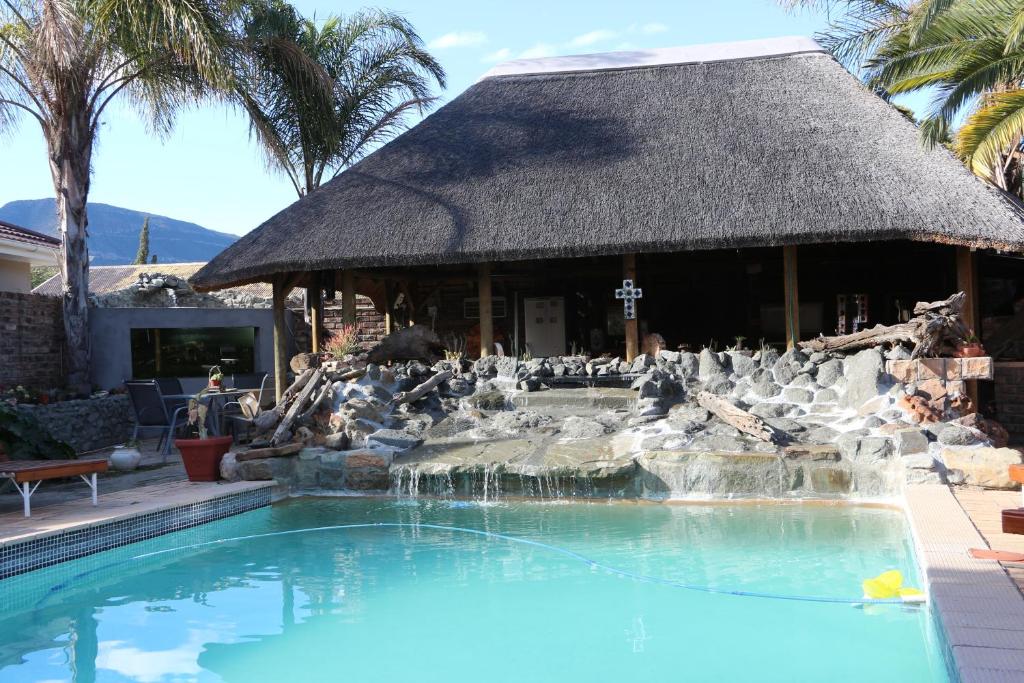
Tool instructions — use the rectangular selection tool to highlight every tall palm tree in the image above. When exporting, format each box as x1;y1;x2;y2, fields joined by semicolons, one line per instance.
781;0;1024;198
235;2;446;197
0;0;238;391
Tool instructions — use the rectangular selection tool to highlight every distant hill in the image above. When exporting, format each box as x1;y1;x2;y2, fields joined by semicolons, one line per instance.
0;199;237;265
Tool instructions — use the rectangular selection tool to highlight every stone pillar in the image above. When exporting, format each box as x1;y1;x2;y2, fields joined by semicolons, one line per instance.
478;263;493;358
341;270;356;326
957;246;980;411
783;245;800;350
272;275;289;402
623;254;638;362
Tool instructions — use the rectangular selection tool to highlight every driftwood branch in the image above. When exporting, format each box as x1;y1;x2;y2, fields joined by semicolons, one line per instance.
236;442;303;462
696;391;783;443
298;382;332;423
799;292;969;358
271;368;324;445
281;369;314;404
392;370;453;406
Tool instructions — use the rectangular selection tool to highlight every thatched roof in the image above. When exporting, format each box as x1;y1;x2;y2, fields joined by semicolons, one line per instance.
191;36;1024;292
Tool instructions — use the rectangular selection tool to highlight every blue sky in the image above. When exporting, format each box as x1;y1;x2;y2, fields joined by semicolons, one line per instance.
0;1;878;236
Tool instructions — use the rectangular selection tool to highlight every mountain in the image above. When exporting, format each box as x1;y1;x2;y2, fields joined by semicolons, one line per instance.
0;199;237;265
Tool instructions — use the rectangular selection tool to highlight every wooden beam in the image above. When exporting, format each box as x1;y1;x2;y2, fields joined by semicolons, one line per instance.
383;281;394;336
783;245;800;350
956;246;980;413
623;254;639;362
272;275;288;402
308;283;323;354
478;263;493;358
341;270;356;326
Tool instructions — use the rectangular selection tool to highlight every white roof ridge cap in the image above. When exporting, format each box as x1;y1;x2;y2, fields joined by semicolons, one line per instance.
479;36;823;81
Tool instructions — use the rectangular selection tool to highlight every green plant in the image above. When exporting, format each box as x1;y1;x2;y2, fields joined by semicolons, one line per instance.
324;324;360;357
0;403;74;460
733;335;746;350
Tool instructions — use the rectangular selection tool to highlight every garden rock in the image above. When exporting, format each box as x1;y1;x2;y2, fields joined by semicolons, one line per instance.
815;360;843;388
937;424;981;447
941;447;1024;489
782;388;814;404
698;349;725;380
841;349;887;409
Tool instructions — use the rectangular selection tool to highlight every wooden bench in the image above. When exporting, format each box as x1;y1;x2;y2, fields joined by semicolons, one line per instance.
1;459;109;517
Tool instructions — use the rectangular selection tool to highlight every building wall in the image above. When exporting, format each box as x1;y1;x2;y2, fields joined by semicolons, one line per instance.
995;362;1024;443
0;258;31;294
292;296;387;353
89;307;281;391
0;291;65;389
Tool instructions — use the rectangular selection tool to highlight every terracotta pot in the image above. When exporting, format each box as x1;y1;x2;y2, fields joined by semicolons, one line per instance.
956;343;985;358
175;435;233;482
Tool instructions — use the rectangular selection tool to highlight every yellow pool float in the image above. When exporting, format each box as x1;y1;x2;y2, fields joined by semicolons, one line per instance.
862;570;926;603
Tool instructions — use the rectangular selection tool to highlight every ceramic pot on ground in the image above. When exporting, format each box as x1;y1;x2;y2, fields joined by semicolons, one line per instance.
175;436;233;482
110;445;142;471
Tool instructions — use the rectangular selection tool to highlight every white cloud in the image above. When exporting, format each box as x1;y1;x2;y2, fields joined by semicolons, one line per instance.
519;43;558;59
640;22;669;34
482;47;513;63
428;31;488;49
569;29;618;47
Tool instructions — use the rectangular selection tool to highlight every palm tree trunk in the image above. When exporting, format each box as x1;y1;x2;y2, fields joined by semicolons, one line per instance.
47;112;93;394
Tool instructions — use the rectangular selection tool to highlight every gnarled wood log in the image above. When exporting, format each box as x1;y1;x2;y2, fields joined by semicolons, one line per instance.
392;370;453;406
236;442;303;462
799;292;969;358
271;368;323;445
696;391;784;443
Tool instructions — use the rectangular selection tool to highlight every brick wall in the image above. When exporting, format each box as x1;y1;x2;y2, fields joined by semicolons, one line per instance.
995;362;1024;441
0;291;65;389
291;295;387;354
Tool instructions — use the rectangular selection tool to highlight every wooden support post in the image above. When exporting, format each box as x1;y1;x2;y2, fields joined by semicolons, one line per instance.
956;246;980;412
341;270;356;326
478;263;493;358
383;281;394;336
272;276;289;402
783;245;800;350
307;279;323;354
623;254;639;362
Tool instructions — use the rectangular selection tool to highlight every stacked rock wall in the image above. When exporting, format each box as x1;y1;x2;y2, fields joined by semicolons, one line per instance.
16;395;134;453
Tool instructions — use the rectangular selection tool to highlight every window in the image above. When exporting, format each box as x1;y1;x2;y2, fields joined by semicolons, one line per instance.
130;327;256;378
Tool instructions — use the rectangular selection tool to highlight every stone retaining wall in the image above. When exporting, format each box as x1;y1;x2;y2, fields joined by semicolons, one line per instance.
0;291;65;389
16;395;134;454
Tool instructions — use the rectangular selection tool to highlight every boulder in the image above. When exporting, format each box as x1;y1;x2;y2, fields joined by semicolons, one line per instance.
750;374;782;399
937;424;982;447
782;388;814;404
750;402;791;418
220;451;241;482
677;352;699;379
892;428;930;457
703;374;733;396
467;387;507;410
367;325;445;364
289;352;321;374
698;349;725;380
902;453;947;485
837;434;892;463
814;387;839;404
840;349;887;409
815;359;844;388
727;352;757;378
366;429;422;451
658;350;682;364
560;416;609;440
941;447;1024;489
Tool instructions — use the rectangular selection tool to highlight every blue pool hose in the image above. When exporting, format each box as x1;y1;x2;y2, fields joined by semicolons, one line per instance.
47;522;916;608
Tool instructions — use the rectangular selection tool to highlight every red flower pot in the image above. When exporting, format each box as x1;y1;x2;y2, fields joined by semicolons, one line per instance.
956;343;986;358
175;435;233;482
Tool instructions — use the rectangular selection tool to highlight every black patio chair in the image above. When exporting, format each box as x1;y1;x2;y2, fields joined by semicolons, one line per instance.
125;380;189;462
155;377;188;416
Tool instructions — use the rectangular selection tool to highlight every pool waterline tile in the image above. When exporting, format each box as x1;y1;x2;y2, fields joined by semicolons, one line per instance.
0;480;273;580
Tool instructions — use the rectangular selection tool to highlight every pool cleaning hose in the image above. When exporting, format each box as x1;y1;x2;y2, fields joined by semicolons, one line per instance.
118;522;920;607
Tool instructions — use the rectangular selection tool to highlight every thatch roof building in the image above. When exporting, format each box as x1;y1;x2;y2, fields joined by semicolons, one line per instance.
191;36;1024;293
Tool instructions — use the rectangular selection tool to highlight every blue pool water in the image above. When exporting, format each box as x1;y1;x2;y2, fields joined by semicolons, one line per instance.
0;498;949;682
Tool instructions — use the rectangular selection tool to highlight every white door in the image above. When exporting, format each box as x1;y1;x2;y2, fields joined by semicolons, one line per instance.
524;297;566;357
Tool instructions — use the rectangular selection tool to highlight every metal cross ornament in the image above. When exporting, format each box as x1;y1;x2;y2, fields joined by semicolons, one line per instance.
615;279;643;320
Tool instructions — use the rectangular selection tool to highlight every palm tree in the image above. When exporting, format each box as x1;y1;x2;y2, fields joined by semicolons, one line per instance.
780;0;1024;198
234;1;446;197
0;0;237;392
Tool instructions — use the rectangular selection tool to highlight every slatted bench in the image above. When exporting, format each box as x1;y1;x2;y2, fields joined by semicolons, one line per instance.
1;459;109;517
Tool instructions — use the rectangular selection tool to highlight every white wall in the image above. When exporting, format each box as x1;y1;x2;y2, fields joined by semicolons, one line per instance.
0;257;32;293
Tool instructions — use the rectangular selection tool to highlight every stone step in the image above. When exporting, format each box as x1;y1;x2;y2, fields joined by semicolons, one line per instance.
510;388;637;411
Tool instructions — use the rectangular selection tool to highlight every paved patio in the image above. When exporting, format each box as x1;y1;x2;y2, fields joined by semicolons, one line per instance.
955;487;1024;593
0;438;185;517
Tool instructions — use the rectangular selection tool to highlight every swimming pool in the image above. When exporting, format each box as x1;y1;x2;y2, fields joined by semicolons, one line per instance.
0;498;949;682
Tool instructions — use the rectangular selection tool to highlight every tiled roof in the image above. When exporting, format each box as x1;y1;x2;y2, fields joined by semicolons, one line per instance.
0;219;60;249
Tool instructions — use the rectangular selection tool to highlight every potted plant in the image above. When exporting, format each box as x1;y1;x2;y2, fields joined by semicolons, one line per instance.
174;392;232;482
110;439;143;471
208;365;223;391
956;334;986;358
